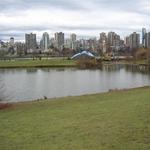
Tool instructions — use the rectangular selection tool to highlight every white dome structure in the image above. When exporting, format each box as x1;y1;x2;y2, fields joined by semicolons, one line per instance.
71;51;95;59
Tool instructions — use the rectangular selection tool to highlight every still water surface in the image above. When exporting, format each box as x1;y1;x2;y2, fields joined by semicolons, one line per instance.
0;65;150;102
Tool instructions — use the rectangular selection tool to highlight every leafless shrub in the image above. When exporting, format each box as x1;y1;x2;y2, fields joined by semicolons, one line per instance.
76;58;102;69
0;103;12;110
136;48;150;60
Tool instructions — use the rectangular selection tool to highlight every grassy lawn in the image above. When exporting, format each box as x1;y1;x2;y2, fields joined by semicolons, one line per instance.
135;59;150;65
0;87;150;150
0;58;149;69
0;59;76;68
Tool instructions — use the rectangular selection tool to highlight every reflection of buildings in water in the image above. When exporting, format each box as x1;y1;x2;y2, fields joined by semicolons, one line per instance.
0;76;8;101
125;64;150;74
26;68;38;73
103;64;124;72
41;68;66;72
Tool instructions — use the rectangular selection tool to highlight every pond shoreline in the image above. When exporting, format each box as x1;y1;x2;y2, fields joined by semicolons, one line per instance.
0;65;150;103
1;86;150;106
0;59;149;69
0;63;149;70
0;86;150;150
0;64;76;69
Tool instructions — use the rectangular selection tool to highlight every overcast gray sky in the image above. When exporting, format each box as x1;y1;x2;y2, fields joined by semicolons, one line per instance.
0;0;150;41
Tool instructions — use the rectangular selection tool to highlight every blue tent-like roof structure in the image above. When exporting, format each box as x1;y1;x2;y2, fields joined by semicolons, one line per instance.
71;51;95;59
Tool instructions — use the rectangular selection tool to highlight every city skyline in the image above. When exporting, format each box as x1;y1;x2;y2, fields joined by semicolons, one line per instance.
0;31;142;53
0;0;150;41
0;31;142;43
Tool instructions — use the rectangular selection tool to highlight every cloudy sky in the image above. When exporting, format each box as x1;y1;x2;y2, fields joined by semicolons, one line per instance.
0;0;150;41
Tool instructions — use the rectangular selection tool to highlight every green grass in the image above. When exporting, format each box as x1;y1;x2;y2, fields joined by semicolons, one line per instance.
135;59;150;65
0;59;76;68
0;58;149;69
0;87;150;150
122;59;150;65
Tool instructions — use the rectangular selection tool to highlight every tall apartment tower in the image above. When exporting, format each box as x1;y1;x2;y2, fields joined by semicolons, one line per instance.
70;33;77;49
125;36;130;47
142;28;147;48
99;32;107;53
107;32;117;48
107;32;120;51
129;32;140;49
70;33;76;42
55;32;64;50
10;37;15;47
40;32;50;51
25;33;37;52
145;32;150;48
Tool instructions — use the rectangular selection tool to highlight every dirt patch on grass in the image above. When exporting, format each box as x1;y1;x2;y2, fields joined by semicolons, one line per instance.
0;103;13;110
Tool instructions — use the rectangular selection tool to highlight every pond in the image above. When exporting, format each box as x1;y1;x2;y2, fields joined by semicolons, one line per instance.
0;64;150;102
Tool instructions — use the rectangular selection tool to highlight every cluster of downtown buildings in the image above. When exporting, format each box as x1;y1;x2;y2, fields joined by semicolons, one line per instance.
0;28;149;56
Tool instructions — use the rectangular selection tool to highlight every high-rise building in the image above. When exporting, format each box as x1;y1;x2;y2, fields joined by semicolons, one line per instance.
15;42;26;55
86;38;97;51
113;34;121;50
107;32;115;47
40;32;50;51
145;32;150;48
129;32;140;49
99;32;107;53
8;37;15;53
79;39;89;50
55;32;64;50
107;32;121;51
50;38;55;47
25;33;37;52
70;34;76;42
9;37;15;47
100;33;107;42
64;39;71;49
142;28;147;48
70;33;77;50
125;36;131;48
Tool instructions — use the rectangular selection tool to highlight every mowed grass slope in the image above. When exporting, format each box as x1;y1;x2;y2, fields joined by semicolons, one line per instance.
0;59;75;68
0;87;150;150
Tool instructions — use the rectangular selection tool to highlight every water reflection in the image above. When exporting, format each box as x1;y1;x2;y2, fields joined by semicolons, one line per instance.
0;75;11;101
0;65;150;102
125;64;150;74
102;64;124;72
26;68;38;73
